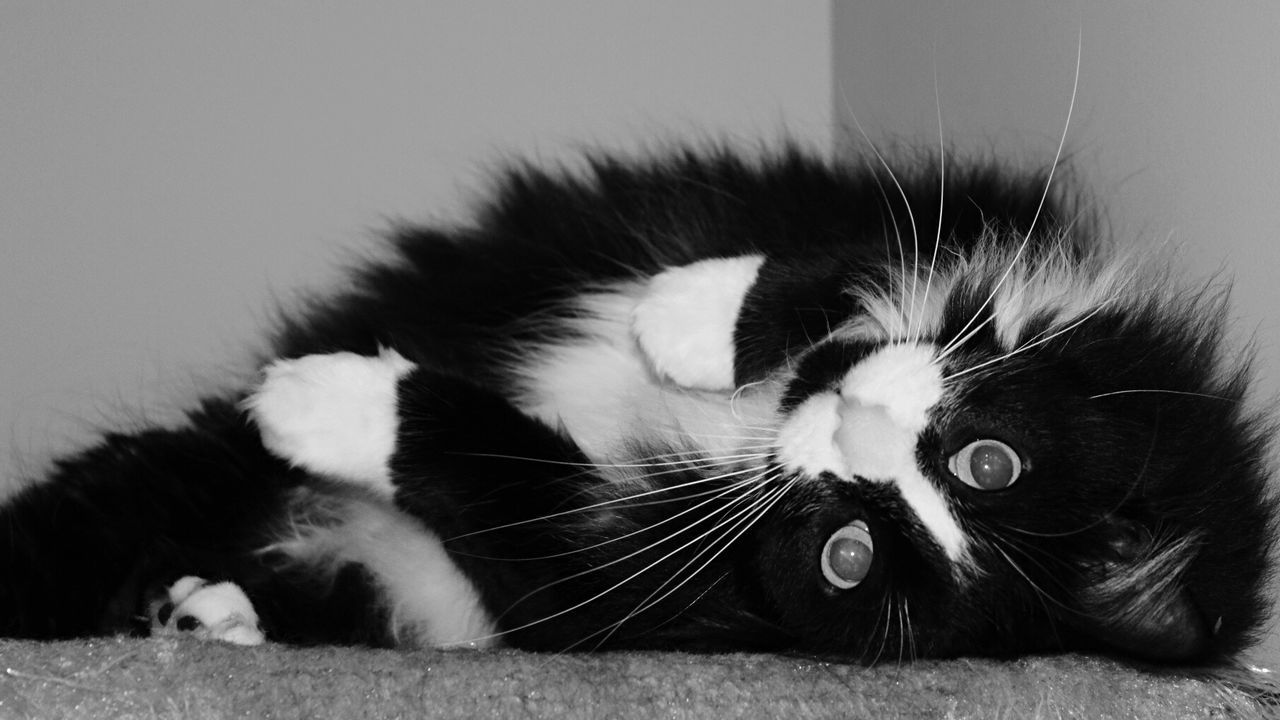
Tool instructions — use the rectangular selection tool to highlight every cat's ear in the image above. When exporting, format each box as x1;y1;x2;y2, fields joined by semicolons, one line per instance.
631;255;765;391
1069;517;1210;662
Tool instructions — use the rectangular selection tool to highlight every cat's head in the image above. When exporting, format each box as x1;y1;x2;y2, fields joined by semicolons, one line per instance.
744;240;1276;664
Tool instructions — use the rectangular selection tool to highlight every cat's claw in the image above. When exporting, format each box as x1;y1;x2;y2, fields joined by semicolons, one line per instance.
246;348;415;498
149;576;264;646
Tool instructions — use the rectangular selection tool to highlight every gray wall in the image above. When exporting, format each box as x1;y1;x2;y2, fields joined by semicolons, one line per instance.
0;3;830;485
834;0;1280;669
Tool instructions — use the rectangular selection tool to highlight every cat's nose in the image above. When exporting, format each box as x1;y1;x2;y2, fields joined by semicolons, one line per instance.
835;399;916;480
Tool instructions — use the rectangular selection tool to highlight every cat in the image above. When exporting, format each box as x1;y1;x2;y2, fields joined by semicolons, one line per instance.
0;146;1274;666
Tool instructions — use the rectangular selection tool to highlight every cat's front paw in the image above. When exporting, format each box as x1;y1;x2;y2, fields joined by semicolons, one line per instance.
631;255;764;391
149;576;264;646
246;348;415;498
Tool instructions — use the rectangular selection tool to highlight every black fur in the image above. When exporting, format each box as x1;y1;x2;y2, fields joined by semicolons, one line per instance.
0;146;1273;666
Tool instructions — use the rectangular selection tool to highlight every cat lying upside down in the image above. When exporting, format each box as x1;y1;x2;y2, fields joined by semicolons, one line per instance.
1;148;1274;666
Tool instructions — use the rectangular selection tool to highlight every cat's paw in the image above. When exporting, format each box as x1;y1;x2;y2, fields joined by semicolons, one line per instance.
631;254;764;391
246;348;415;498
149;576;264;646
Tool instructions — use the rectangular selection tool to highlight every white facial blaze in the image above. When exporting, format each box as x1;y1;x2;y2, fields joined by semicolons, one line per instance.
778;342;971;566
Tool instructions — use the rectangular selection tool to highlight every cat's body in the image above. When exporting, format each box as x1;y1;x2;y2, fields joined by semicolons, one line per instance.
1;147;1274;665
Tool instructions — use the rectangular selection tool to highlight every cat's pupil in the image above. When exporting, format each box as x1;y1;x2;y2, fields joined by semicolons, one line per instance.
821;521;873;589
969;442;1015;490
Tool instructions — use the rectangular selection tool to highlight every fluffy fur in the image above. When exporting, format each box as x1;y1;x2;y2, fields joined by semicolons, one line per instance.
1;146;1274;666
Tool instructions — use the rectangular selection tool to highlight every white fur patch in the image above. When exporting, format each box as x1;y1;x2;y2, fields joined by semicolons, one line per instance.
835;400;967;564
632;255;765;391
516;287;780;466
268;494;498;648
247;348;415;498
152;576;264;646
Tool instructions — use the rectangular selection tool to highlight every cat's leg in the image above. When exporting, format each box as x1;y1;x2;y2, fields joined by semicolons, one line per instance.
249;350;700;649
0;400;309;641
245;348;415;500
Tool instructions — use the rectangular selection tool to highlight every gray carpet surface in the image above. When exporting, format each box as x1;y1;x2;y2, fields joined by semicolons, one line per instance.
0;637;1272;719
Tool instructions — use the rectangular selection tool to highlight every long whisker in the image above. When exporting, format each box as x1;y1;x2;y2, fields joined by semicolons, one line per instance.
865;159;911;338
847;112;923;341
894;597;907;668
469;475;782;645
1089;389;1240;402
903;596;917;662
585;474;795;648
913;60;947;344
450;471;769;562
444;462;772;543
446;448;773;472
932;232;1072;364
985;539;1075;616
943;298;1110;382
994;422;1158;540
867;592;895;667
932;31;1082;360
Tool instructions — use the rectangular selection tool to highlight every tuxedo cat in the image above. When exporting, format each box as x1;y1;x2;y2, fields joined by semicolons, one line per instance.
1;147;1274;666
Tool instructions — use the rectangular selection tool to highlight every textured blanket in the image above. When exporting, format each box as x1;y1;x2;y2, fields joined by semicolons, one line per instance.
0;638;1270;719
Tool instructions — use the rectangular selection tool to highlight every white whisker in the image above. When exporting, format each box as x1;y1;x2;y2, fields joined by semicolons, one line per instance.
471;475;784;644
1089;389;1240;402
847;112;922;341
913;61;947;345
868;593;894;667
587;474;795;647
943;298;1111;383
932;236;1074;364
933;32;1082;360
984;538;1075;616
865;159;911;338
455;471;771;562
446;449;772;472
444;462;772;542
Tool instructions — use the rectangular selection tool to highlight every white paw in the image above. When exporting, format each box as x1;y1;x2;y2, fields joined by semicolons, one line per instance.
631;255;764;391
246;348;415;498
150;576;265;646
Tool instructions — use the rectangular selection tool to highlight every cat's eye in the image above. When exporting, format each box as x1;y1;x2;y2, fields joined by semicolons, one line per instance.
820;520;873;590
947;439;1022;490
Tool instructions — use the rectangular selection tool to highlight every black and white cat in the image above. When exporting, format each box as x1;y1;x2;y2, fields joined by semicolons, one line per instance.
1;147;1274;665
